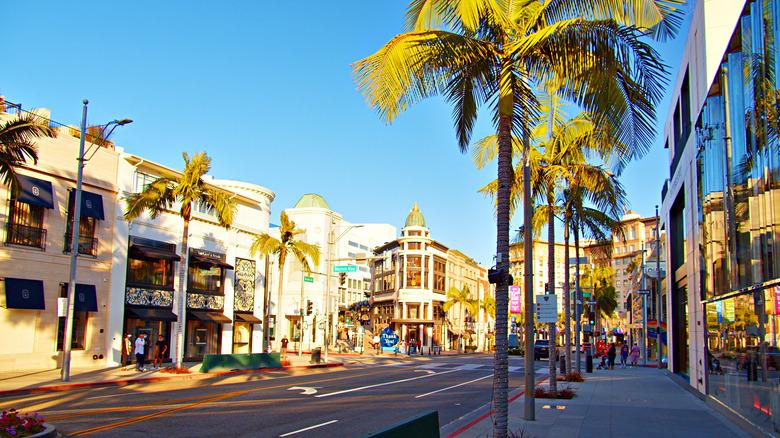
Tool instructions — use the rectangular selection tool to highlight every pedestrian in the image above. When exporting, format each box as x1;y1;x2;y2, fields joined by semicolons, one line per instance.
281;335;289;361
152;335;167;369
630;343;640;367
373;334;380;354
620;343;629;368
607;343;616;370
134;333;147;372
122;334;133;366
417;338;422;355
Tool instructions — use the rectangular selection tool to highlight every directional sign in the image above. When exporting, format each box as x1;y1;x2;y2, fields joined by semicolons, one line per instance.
586;301;597;305
304;276;314;283
288;386;319;395
333;265;357;273
636;289;651;295
535;295;557;323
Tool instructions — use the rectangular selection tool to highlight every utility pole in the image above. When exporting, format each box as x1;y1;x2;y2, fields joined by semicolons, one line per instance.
655;206;663;368
641;244;648;366
299;270;305;357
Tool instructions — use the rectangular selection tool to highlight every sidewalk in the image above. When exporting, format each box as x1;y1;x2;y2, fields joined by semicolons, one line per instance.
0;355;342;397
447;366;750;438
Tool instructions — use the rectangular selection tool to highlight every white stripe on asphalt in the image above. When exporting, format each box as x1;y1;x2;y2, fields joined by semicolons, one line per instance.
315;369;459;398
417;363;452;369
415;374;493;398
453;364;483;370
509;366;522;372
279;420;338;437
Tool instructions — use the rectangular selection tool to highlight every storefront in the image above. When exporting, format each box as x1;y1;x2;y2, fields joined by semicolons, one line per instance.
122;236;180;362
233;257;260;353
184;248;232;361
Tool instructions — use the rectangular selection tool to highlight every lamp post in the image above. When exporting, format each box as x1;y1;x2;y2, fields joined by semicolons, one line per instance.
655;206;663;368
323;221;363;363
62;100;131;381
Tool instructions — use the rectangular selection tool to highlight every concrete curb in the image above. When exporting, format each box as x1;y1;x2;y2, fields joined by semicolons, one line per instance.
0;362;344;397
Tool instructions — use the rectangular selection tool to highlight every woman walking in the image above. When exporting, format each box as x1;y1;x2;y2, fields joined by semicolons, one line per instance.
620;343;629;368
630;343;641;367
607;343;617;370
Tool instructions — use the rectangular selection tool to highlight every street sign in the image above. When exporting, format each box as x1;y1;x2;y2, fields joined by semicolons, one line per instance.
509;285;522;313
586;301;597;305
636;289;651;295
304;276;314;283
333;265;357;273
583;324;593;333
535;294;557;323
582;291;592;298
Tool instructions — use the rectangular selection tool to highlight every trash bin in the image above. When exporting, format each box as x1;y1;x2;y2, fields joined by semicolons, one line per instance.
559;354;567;375
310;347;322;364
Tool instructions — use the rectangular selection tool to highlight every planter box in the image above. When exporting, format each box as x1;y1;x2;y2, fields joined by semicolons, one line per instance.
200;353;281;373
28;423;56;438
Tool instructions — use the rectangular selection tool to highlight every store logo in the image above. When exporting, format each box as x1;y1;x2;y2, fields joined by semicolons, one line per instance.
85;200;93;209
78;292;85;302
21;289;30;299
32;186;40;197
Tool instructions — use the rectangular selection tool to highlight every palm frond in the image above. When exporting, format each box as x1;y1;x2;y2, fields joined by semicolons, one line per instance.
124;177;176;221
250;233;282;258
202;188;236;228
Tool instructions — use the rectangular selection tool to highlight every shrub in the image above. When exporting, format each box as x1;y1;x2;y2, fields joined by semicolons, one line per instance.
0;409;45;438
534;386;576;399
557;371;584;382
160;366;191;374
508;347;524;356
280;359;292;367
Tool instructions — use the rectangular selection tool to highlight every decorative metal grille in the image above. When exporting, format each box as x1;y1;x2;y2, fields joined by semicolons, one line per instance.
125;287;174;307
234;258;256;313
187;292;224;310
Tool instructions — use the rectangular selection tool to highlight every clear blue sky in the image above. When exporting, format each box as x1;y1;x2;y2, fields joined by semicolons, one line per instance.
4;1;690;266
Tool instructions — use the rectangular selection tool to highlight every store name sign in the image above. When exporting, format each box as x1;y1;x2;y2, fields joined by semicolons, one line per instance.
509;286;521;313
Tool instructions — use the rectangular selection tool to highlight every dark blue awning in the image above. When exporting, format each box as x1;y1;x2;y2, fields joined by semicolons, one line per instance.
16;175;54;209
74;284;98;312
69;189;105;220
4;278;45;310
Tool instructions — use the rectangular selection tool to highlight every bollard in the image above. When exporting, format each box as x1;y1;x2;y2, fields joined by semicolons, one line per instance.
560;354;567;375
586;352;593;373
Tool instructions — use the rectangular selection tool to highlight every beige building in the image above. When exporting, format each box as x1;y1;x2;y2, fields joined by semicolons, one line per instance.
0;108;121;371
509;239;577;314
446;249;491;351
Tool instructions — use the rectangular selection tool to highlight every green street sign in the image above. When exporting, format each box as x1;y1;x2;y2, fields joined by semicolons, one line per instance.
333;265;357;273
583;292;592;298
304;276;314;283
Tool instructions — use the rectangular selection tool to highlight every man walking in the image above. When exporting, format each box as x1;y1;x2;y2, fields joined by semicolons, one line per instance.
134;333;147;372
280;335;289;361
152;335;167;369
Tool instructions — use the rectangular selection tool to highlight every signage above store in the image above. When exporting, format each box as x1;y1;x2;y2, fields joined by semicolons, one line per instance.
333;265;357;273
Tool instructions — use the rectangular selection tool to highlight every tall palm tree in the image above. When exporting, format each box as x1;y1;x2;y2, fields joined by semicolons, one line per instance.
580;264;618;335
251;211;320;352
353;0;679;432
0;112;57;194
444;285;478;352
124;152;236;367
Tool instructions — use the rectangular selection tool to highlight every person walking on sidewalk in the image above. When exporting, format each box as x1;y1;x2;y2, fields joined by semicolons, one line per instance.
630;343;640;367
620;343;629;368
134;333;147;372
122;334;133;366
152;335;167;369
280;336;289;361
607;343;617;369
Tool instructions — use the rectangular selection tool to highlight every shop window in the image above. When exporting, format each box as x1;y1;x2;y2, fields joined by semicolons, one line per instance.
188;264;224;295
6;199;45;249
127;256;174;289
406;255;422;288
408;242;421;250
56;284;88;351
64;208;97;257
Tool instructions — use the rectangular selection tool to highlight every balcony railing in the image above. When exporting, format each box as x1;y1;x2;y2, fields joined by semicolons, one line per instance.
5;223;46;250
64;233;98;257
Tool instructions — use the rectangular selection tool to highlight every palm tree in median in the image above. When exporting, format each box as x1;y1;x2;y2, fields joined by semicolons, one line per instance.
0;112;57;194
124;152;236;368
251;211;320;353
353;0;679;432
445;285;478;353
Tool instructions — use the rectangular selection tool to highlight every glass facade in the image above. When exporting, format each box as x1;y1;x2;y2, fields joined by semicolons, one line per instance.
695;1;780;434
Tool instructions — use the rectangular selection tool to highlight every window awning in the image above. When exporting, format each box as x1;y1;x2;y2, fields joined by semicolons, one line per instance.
126;307;178;321
129;244;181;261
69;189;105;220
4;278;45;310
74;284;98;312
235;313;262;324
188;311;232;323
189;253;234;270
16;175;54;209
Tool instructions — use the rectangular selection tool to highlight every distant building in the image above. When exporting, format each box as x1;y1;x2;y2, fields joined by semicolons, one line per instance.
509;239;576;315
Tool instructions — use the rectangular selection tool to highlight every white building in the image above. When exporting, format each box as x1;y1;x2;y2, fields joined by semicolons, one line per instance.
267;193;396;351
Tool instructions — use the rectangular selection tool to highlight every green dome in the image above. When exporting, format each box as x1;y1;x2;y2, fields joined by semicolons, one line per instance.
294;193;330;209
404;202;426;227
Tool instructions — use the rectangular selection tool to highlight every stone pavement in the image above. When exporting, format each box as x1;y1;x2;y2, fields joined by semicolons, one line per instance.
448;366;750;438
0;354;341;396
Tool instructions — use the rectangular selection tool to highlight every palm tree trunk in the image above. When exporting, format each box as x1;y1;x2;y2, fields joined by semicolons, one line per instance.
564;218;572;374
492;89;513;436
547;198;557;392
276;251;286;352
574;218;583;373
175;216;191;368
522;128;535;422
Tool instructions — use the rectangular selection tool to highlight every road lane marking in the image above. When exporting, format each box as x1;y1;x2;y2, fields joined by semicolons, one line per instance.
279;419;338;437
415;370;435;374
315;369;458;398
415;374;493;398
453;364;483;370
287;386;319;395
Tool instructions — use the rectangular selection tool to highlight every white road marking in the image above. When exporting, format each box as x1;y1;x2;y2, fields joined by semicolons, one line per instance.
86;392;139;400
417;363;452;369
415;369;435;374
315;369;459;398
415;374;493;398
509;366;522;372
279;419;338;437
453;363;483;370
287;386;319;395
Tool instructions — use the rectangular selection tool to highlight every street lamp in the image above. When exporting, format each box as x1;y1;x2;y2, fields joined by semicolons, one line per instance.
323;221;363;363
62;100;131;381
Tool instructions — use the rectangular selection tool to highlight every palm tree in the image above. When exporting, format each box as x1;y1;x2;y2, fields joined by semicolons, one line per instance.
444;285;477;353
353;0;679;432
124;152;236;367
251;211;320;352
0;112;57;194
580;264;618;336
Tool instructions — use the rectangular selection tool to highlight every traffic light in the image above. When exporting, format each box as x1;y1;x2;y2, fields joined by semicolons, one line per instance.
488;267;513;285
588;311;596;326
306;300;313;316
544;282;549;293
339;273;346;286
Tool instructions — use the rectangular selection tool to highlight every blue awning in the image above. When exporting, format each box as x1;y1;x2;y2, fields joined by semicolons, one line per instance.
74;284;98;312
4;278;45;310
69;189;105;220
16;175;54;209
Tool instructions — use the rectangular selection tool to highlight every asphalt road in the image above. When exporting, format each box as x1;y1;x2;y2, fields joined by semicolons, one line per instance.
0;354;543;437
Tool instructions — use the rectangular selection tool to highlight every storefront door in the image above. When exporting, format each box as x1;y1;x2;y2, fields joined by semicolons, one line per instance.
124;318;171;362
233;322;252;354
185;319;221;361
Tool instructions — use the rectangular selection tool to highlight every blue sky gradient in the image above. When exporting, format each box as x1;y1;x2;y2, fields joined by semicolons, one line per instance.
4;1;691;265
